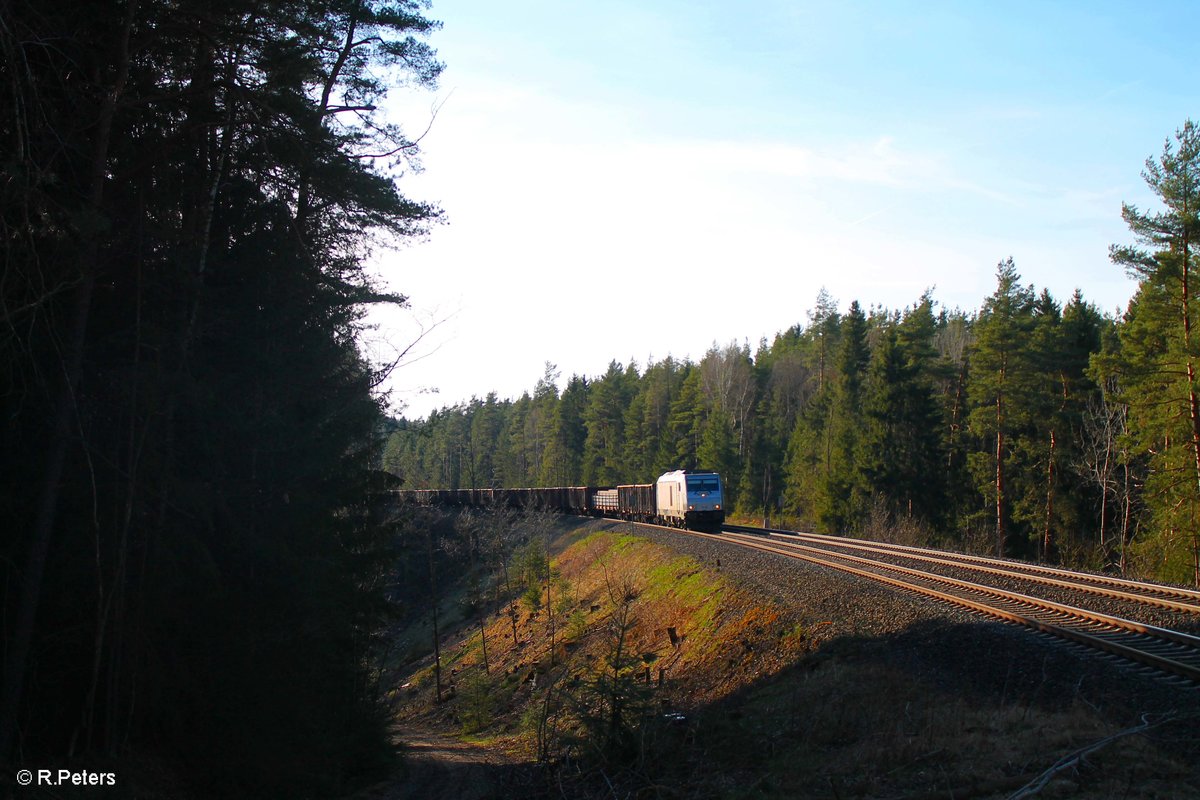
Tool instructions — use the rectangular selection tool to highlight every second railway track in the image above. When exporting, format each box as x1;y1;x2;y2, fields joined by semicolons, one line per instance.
731;523;1200;617
702;523;1200;685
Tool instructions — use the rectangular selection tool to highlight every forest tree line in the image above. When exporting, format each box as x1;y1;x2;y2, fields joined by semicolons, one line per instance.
1;1;440;795
386;122;1200;587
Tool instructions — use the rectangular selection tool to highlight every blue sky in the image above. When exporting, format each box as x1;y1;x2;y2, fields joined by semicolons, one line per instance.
368;1;1199;418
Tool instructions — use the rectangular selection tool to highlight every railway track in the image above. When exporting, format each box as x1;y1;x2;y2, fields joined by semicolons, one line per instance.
730;523;1200;615
706;523;1200;685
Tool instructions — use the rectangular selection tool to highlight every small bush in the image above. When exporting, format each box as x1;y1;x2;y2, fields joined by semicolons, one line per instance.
566;610;589;641
457;669;504;734
521;582;543;612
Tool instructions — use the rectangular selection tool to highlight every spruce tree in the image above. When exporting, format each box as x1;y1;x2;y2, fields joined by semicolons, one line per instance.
582;361;634;485
668;367;705;471
541;376;588;486
821;301;870;531
967;259;1037;556
862;320;947;530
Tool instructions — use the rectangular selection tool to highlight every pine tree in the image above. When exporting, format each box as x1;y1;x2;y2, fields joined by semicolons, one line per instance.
1109;120;1200;583
471;394;505;487
967;259;1037;556
933;308;975;533
1008;290;1067;560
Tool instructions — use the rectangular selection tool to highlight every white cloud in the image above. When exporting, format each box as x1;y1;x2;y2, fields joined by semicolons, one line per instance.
371;80;1138;418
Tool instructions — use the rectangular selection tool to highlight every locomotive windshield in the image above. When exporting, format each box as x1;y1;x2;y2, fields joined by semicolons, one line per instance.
686;476;721;493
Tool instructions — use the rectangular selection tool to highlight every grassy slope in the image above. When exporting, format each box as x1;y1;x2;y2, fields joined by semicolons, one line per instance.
390;517;1199;799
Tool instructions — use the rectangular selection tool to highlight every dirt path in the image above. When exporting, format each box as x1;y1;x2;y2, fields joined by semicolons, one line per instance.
348;725;527;800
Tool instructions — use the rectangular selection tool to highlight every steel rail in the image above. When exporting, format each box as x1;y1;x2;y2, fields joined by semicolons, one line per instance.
702;528;1200;683
723;523;1200;613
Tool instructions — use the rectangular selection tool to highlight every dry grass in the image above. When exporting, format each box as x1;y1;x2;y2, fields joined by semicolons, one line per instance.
390;518;1200;799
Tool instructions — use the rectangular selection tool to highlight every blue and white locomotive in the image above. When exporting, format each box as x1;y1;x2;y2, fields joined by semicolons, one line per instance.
653;470;724;531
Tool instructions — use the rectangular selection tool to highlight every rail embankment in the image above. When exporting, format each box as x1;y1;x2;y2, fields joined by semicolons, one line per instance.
376;514;1200;800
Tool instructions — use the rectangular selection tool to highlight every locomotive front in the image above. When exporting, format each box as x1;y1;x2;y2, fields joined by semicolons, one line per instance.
682;472;725;531
655;470;725;532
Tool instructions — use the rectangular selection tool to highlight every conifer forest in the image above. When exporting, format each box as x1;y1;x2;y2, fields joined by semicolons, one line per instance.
386;122;1200;590
1;1;441;795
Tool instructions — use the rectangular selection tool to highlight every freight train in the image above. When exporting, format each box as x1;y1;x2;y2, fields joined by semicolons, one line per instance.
394;470;725;533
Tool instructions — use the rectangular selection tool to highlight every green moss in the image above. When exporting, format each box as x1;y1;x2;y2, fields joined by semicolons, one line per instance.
562;531;645;565
569;531;615;551
606;533;645;555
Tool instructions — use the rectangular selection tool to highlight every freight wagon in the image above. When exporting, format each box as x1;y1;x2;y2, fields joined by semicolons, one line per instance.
393;471;725;533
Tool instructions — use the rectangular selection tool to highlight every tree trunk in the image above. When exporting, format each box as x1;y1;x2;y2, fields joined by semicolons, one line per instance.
0;4;137;759
1043;429;1056;562
1180;219;1199;585
426;530;443;703
500;558;520;645
1120;458;1133;576
478;614;489;674
544;544;555;667
995;384;1006;558
762;463;771;527
995;428;1005;557
1098;434;1111;558
947;361;967;469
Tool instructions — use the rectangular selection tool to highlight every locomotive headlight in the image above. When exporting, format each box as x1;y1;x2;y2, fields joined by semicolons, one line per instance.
715;504;721;510
688;505;694;510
